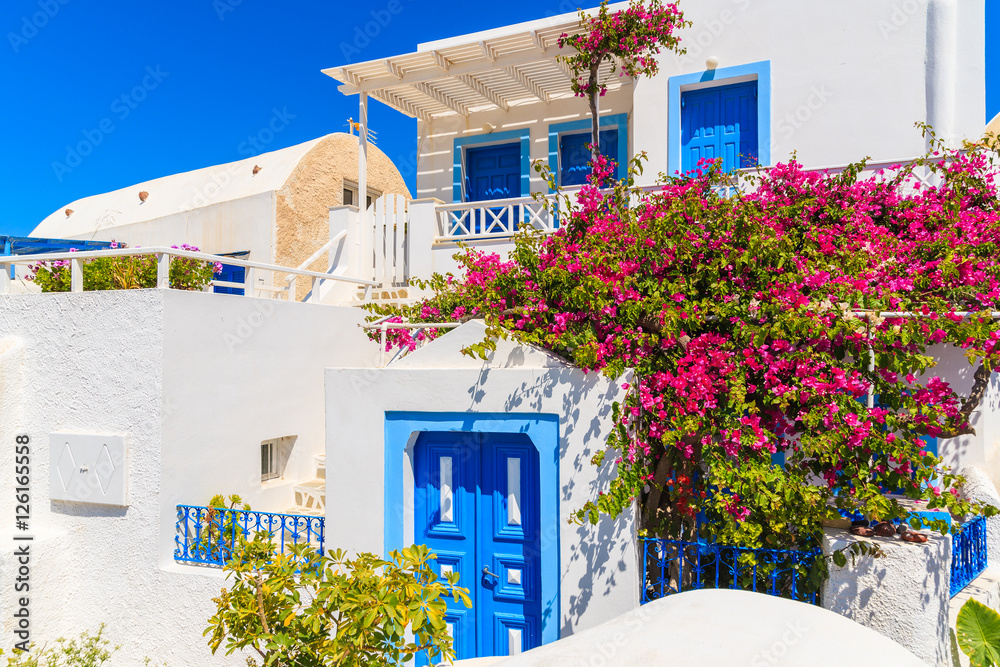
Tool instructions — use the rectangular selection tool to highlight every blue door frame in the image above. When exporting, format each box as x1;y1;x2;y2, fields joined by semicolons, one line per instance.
384;412;560;656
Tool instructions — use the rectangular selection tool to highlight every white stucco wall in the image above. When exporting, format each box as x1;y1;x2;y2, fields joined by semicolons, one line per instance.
633;0;985;184
0;289;378;664
324;321;637;642
68;192;277;262
413;0;985;202
823;529;952;666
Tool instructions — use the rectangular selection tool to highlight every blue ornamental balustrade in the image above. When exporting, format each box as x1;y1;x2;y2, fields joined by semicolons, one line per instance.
951;515;988;597
174;505;324;567
641;538;821;605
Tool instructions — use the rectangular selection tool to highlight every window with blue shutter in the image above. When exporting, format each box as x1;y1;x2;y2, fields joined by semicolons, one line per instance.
464;143;521;202
559;129;620;186
213;262;245;295
681;81;758;174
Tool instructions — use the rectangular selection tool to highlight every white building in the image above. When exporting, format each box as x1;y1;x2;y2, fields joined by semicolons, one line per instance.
0;2;998;665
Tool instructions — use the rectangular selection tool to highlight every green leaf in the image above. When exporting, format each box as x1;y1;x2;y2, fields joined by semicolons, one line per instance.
957;599;1000;667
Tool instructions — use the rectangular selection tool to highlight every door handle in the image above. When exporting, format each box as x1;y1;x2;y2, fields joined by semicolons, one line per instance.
482;566;500;580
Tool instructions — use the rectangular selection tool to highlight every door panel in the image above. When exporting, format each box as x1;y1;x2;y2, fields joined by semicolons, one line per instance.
681;81;758;174
414;432;541;662
414;436;478;661
466;143;521;202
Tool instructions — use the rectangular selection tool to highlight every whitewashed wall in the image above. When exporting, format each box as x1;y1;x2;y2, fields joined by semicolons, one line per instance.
919;346;1000;492
0;289;376;664
76;192;276;262
324;321;637;640
634;0;985;183
413;0;985;201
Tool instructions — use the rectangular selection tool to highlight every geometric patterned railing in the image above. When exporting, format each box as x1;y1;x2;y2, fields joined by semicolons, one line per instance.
174;505;325;567
640;538;821;605
951;515;988;597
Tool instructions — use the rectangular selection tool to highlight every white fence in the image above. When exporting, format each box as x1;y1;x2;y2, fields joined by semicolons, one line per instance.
0;245;376;302
431;156;963;243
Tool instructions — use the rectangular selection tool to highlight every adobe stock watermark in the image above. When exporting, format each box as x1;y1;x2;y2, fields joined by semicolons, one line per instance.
51;65;170;182
339;0;408;63
213;0;242;21
677;0;752;66
774;85;834;144
877;0;920;41
184;107;295;210
8;0;71;54
223;299;277;352
750;620;808;666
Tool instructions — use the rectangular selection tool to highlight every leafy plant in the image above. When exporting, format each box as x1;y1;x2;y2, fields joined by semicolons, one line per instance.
206;536;471;666
198;494;252;564
957;598;1000;666
1;624;119;666
559;0;689;162
29;242;221;292
368;128;1000;555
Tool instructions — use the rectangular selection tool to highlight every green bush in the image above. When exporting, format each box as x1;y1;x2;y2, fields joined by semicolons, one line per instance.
206;536;471;666
0;624;163;666
29;243;220;292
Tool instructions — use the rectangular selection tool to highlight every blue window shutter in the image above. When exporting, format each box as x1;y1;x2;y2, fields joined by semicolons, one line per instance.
681;81;759;174
558;129;620;186
213;263;245;296
465;143;521;202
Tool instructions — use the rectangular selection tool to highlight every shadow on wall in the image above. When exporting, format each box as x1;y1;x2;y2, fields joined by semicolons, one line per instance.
463;348;631;633
51;500;128;518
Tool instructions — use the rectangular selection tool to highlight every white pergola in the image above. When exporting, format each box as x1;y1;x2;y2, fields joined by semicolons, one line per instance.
321;6;630;206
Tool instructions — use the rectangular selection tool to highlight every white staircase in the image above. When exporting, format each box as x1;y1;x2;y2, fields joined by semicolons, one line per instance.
289;455;325;516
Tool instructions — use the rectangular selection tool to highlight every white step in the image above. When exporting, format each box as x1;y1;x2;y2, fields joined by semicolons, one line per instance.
315;455;325;480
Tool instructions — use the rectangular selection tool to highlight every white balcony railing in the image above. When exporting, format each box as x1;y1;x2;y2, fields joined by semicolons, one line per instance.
432;156;967;243
437;195;558;242
0;245;377;302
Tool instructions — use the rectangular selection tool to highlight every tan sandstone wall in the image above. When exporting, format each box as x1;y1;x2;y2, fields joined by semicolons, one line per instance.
274;133;411;299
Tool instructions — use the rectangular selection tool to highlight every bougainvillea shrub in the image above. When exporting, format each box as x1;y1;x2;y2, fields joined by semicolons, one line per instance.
369;134;1000;552
30;242;221;292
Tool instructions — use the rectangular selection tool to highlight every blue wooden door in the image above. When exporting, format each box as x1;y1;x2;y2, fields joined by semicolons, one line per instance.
681;81;758;174
464;143;521;233
559;129;619;186
414;432;541;661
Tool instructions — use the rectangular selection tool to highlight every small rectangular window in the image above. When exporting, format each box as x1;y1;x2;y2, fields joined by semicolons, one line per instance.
261;442;278;481
343;187;355;206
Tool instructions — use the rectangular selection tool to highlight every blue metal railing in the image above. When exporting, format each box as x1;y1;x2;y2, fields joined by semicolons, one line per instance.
174;505;324;567
640;538;821;605
951;515;988;597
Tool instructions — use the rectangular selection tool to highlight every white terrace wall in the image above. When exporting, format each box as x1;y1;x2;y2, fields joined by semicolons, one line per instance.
0;289;376;665
634;0;985;181
921;346;1000;491
325;321;637;640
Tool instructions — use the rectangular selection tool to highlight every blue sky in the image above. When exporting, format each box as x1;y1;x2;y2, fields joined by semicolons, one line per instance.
0;0;577;236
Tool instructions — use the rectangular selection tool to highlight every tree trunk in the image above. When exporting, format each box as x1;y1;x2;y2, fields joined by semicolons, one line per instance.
588;62;601;164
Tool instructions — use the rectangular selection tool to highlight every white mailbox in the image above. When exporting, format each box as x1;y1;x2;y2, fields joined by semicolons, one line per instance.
49;432;128;506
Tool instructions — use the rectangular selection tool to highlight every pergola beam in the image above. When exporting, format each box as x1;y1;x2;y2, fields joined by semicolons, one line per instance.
329;45;561;94
503;65;551;104
371;88;431;121
412;82;470;116
457;74;511;111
